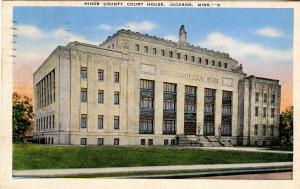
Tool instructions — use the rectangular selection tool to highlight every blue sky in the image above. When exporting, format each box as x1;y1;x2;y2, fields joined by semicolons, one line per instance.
13;7;293;109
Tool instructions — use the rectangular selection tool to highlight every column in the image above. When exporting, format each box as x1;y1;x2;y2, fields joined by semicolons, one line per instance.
214;89;222;137
176;84;184;135
154;81;163;135
197;86;204;135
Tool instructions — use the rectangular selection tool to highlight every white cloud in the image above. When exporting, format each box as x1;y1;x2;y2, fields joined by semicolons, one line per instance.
163;34;178;42
98;24;112;31
256;27;283;38
17;25;46;39
52;28;94;44
119;21;157;32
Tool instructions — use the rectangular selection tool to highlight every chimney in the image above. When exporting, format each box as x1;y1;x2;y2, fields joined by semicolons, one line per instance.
178;25;187;45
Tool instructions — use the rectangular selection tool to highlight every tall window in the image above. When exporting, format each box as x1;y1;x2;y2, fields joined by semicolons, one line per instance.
114;116;119;129
224;63;228;68
140;97;153;108
97;138;104;145
98;69;104;81
218;62;221;67
135;44;139;51
198;57;202;63
270;125;274;136
184;55;188;61
191;56;195;62
263;125;266;136
163;100;176;111
140;79;154;90
144;46;148;53
80;114;87;129
81;88;87;102
139;119;153;133
163;82;176;93
263;107;267;117
271;108;275;118
98;115;103;129
271;94;275;103
98;90;104;104
212;60;215;66
80;138;87;145
176;53;180;59
114;72;119;83
255;92;259;102
185;86;197;95
169;51;173;58
254;124;258;135
161;49;165;56
114;138;119;145
263;93;267;102
163;120;176;134
114;92;120;105
153;48;157;55
80;67;87;79
205;59;209;65
255;107;258;116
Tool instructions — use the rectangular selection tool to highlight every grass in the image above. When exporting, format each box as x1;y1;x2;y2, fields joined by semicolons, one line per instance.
13;144;293;170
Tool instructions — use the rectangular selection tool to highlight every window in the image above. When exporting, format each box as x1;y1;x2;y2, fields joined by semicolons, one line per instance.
140;139;145;145
205;59;209;65
140;79;154;90
114;92;119;105
171;139;176;145
98;69;104;81
254;124;258;135
112;43;114;49
153;48;157;54
114;138;119;145
163;100;176;111
255;107;258;116
140;97;153;108
271;94;275;103
271;108;275;118
135;44;139;51
263;125;266;136
184;55;188;61
148;139;153;145
263;107;267;117
49;115;51;129
80;114;87;129
114;116;119;129
224;63;228;69
204;88;215;97
191;56;195;62
270;125;274;136
97;138;104;145
212;60;215;66
80;67;87;79
163;120;176;134
114;72;119;83
185;86;197;95
204;104;213;114
144;46;148;53
169;51;173;58
218;62;221;67
164;83;176;93
255;92;259;102
98;90;104;104
98;115;103;129
81;88;87;102
161;49;165;56
254;141;258;146
164;139;169;145
80;138;87;145
198;57;202;64
52;115;55;129
176;53;180;59
264;93;267;102
139;119;153;134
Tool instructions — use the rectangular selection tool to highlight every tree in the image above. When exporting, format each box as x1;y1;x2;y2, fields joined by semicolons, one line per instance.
12;92;33;142
279;106;293;146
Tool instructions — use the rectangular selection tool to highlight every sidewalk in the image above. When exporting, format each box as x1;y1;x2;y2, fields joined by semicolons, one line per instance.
197;147;293;154
13;162;292;178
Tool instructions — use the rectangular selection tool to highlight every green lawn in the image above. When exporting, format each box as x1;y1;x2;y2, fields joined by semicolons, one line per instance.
13;144;293;170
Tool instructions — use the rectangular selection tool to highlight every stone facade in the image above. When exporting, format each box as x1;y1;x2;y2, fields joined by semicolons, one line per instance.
33;26;280;146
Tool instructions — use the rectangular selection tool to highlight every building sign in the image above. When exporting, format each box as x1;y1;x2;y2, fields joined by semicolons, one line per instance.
222;77;234;87
140;64;156;75
159;70;219;84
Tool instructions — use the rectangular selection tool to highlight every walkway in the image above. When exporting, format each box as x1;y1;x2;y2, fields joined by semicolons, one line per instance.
13;162;292;178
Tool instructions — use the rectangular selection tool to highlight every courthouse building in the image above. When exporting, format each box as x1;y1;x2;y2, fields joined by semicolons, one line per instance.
33;25;281;147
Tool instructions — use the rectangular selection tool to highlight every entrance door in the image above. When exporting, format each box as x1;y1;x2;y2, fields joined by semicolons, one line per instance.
204;122;215;136
184;122;196;135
